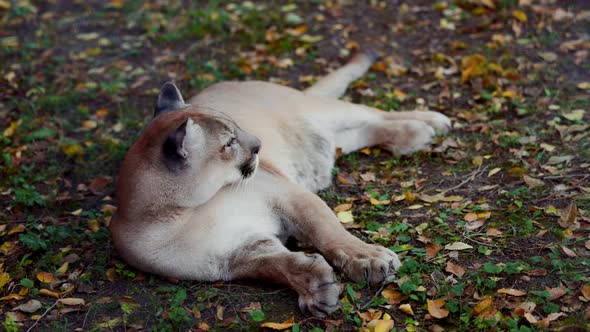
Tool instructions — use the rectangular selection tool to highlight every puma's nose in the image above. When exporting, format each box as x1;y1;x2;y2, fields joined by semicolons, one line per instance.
251;144;261;155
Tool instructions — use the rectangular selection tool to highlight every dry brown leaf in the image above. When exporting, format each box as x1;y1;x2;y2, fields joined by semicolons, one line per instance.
464;212;478;222
559;202;577;228
497;288;526;296
333;203;352;213
13;299;42;313
558;245;577;258
426;243;443;258
523;175;544;189
547;284;567;301
89;176;111;195
59;298;85;306
514;302;536;317
445;261;466;278
582;284;590;301
427;299;449;319
37;271;58;283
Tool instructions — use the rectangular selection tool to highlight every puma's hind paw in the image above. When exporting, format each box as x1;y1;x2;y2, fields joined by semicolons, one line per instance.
379;120;436;155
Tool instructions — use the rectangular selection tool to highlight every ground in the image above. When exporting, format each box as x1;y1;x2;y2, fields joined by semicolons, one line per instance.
1;0;589;331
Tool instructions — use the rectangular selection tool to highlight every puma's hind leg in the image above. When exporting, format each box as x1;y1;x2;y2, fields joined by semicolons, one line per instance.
228;237;341;317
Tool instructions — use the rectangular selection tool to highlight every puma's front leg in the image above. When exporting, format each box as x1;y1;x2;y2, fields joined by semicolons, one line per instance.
382;110;451;134
228;237;340;317
275;186;402;285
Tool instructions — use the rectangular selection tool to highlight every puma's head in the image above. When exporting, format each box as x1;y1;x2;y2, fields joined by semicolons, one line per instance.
115;82;261;216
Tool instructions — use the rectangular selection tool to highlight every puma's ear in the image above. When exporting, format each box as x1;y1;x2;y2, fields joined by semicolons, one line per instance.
155;82;186;117
163;119;189;164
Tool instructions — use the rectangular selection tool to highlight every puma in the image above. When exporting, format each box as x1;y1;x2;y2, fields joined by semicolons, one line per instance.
110;51;451;317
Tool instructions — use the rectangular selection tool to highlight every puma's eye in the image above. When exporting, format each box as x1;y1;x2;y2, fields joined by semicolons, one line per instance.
225;137;236;148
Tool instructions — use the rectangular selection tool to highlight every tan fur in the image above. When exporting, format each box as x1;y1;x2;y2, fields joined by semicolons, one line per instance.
110;51;451;316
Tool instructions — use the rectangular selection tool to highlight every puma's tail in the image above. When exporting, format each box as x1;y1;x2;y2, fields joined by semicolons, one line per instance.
304;49;378;99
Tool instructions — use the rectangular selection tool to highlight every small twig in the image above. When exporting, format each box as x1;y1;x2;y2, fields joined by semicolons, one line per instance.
440;165;485;194
360;283;387;311
81;303;92;330
27;299;59;332
542;173;590;180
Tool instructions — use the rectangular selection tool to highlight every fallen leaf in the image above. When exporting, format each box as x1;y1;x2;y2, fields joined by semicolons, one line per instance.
445;261;466;277
337;210;354;224
464;212;478;222
426;243;443;258
562;109;585;121
14;299;42;313
472;295;494;316
514;302;536;317
497;288;526;296
559;202;577;228
488;167;501;177
581;284;590;301
577;82;590;90
538;52;557;62
513;10;528;22
260;321;294;330
523;175;544;189
1;293;24;301
88;176;111;194
547;284;567;301
37;271;58;283
427;299;449;319
381;288;408;304
39;289;59;298
444;242;473;251
559;245;577;258
59;297;85;306
333;203;352;213
0;272;9;289
399;303;414;315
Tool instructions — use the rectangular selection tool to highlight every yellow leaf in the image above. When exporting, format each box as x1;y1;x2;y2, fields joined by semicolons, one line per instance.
61;143;83;157
81;120;97;129
39;288;60;298
109;0;124;8
488;167;501;177
370;197;391;206
261;318;295;330
513;10;527;22
472;156;483;166
374;319;394;332
577;82;590;90
3;121;19;137
393;88;407;101
37;271;58;283
472;295;494;315
497;288;526;296
56;262;69;275
0;293;24;301
0;272;9;289
407;204;423;210
399;303;414;315
337;210;354;224
88;219;100;233
427;299;449;319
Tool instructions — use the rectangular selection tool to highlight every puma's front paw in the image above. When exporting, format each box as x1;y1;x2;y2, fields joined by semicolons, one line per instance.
421;111;451;134
293;253;341;317
330;243;401;285
380;120;435;155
